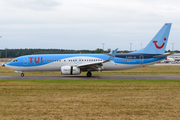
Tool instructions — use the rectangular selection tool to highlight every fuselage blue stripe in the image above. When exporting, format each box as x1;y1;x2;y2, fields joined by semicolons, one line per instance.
6;54;166;67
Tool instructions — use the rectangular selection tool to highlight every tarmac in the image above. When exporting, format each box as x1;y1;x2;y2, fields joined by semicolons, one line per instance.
0;75;180;80
1;63;180;80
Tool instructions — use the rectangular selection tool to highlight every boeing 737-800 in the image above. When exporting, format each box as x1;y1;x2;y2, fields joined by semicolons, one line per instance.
5;23;172;77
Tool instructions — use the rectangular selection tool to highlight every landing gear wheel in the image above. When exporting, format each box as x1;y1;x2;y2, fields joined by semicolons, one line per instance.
21;73;24;77
87;71;92;77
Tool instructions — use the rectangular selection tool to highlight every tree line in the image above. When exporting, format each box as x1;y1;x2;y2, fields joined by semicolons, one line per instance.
0;48;178;58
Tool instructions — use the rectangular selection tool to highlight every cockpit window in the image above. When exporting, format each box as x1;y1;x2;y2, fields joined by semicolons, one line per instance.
13;60;18;62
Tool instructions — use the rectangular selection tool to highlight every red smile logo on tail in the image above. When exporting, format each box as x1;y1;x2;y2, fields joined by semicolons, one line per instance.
153;38;166;49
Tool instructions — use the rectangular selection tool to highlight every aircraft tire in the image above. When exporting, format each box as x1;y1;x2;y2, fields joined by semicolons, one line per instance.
21;73;24;77
87;71;92;77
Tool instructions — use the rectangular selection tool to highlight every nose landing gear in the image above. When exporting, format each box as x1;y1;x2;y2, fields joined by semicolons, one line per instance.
21;73;24;77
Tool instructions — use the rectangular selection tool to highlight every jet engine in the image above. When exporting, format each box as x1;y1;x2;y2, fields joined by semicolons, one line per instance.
61;66;81;75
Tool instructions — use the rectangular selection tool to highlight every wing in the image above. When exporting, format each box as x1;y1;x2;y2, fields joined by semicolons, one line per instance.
75;48;118;71
77;61;104;71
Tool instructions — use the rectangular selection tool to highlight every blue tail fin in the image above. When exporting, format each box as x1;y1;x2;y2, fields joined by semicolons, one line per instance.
131;23;172;54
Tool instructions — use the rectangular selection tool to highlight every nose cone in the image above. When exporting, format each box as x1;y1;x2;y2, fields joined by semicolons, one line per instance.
5;62;11;69
5;63;8;68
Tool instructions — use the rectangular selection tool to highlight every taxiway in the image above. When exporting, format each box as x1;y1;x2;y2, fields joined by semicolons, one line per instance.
0;75;180;80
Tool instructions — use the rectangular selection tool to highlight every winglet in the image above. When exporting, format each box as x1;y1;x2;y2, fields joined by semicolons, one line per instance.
109;50;113;54
108;48;118;61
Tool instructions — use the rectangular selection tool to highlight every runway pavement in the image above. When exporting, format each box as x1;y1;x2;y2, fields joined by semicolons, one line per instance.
0;75;180;80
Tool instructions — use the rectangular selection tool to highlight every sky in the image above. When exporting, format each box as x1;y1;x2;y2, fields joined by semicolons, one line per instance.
0;0;180;51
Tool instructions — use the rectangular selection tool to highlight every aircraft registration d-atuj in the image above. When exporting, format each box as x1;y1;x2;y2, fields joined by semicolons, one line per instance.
6;23;172;77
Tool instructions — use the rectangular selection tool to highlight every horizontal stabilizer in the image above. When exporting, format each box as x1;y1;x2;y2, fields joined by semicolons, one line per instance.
153;53;174;58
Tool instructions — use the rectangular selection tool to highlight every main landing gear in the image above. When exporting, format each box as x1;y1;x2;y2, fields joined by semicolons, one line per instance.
21;73;24;77
87;71;92;77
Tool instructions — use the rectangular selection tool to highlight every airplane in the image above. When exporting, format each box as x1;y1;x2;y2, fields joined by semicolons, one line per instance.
5;23;172;77
162;57;175;63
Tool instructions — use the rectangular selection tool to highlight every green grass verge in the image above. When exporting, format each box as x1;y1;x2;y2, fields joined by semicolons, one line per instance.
1;79;180;83
1;79;180;119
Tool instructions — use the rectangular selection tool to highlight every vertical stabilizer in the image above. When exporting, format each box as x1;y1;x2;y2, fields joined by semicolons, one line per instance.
131;23;172;54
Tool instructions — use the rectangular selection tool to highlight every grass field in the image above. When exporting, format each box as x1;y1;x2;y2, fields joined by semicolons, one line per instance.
1;66;180;119
1;66;180;75
0;80;180;120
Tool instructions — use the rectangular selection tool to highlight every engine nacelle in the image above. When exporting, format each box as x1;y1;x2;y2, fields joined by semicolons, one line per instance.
61;66;81;75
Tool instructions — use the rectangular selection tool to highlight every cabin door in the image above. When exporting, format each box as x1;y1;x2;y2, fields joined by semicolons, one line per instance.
23;57;28;66
139;55;144;64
